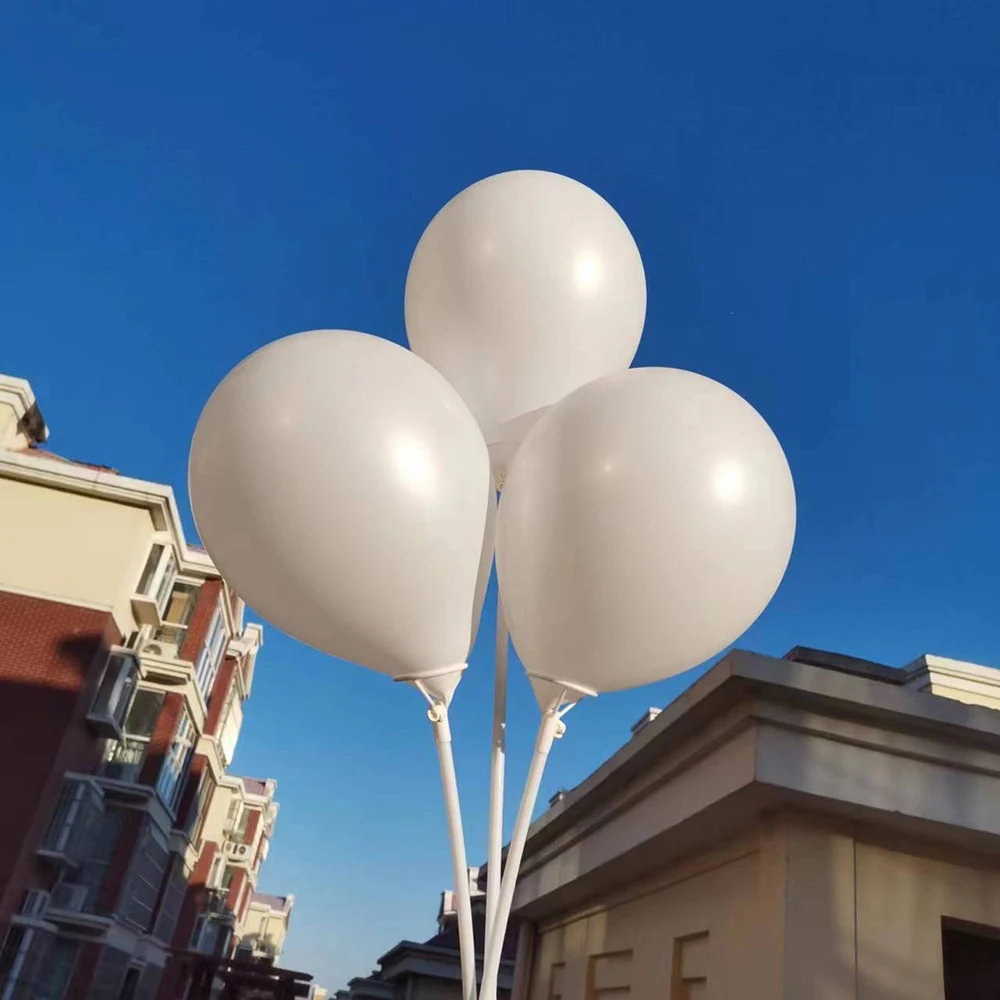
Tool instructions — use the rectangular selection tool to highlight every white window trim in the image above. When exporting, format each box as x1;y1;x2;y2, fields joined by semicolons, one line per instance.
156;710;195;812
194;604;227;702
136;541;178;612
152;578;201;650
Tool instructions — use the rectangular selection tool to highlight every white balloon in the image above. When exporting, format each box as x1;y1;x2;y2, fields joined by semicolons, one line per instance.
405;170;646;445
189;330;492;687
496;368;796;694
470;484;497;649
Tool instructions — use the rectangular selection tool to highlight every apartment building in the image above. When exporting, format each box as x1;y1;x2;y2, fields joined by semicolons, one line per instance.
238;893;294;964
0;374;294;1000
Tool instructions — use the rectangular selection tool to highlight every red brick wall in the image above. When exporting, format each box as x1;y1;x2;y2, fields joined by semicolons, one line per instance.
179;579;223;664
0;589;118;926
242;808;260;846
204;658;236;735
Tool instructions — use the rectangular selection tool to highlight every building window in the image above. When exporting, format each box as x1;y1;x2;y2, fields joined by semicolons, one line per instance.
135;544;177;616
152;582;200;649
0;928;77;1000
156;708;195;812
152;855;188;943
191;916;226;956
133;965;162;1000
135;545;164;596
116;968;140;1000
195;604;227;704
120;820;170;932
671;934;707;1000
208;853;227;890
0;925;35;1000
185;770;215;844
88;654;139;737
89;947;130;1000
50;806;125;916
40;779;104;863
218;684;242;766
942;919;1000;999
232;807;254;844
101;689;164;783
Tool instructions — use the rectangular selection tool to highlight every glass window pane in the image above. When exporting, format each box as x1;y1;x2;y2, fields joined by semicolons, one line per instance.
91;656;138;727
162;583;199;626
135;546;163;595
124;690;164;739
195;606;227;702
154;551;177;611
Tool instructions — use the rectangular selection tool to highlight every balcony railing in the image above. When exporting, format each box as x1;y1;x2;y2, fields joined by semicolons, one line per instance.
38;781;103;866
99;738;147;784
203;887;231;916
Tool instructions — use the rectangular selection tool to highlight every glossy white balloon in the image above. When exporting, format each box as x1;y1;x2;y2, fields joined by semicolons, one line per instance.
405;170;646;444
189;330;492;685
470;484;497;648
496;368;796;693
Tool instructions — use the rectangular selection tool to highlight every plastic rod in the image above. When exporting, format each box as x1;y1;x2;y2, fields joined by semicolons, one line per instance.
485;592;509;943
428;702;478;1000
478;709;564;1000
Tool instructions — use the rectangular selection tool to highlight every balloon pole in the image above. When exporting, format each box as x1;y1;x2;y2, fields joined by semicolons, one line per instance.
485;593;508;944
478;677;596;1000
405;670;478;1000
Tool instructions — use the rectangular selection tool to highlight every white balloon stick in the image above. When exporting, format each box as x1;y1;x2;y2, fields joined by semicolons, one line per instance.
478;679;595;1000
408;672;478;1000
485;593;509;943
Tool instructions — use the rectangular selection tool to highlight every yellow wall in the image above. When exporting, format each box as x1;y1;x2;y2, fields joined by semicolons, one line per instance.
243;904;289;954
527;838;763;1000
856;839;1000;1000
0;477;156;634
524;815;1000;999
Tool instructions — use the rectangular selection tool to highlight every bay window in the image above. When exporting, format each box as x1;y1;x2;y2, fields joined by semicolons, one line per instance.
151;582;200;650
87;654;139;738
119;821;169;932
194;604;227;703
101;689;163;784
131;543;178;627
155;708;195;812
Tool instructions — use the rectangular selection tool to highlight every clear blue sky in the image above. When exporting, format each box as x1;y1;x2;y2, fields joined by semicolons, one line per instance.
2;1;999;990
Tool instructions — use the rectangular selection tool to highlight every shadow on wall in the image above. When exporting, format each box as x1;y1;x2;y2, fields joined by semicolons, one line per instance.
0;625;110;923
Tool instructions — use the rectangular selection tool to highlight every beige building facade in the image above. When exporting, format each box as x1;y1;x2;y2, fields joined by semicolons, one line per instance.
508;647;1000;1000
239;893;294;964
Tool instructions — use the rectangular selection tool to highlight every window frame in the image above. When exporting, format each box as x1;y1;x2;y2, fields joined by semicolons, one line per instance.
155;708;195;813
194;604;227;704
135;543;178;615
100;688;165;784
151;580;201;650
88;653;139;737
